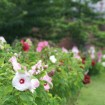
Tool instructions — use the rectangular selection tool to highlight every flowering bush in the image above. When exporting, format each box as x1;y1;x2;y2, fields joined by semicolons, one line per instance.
1;37;105;105
0;38;85;105
87;46;105;75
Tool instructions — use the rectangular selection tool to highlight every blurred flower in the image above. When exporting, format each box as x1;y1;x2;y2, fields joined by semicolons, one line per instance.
49;55;57;63
91;60;96;66
41;74;53;91
26;38;32;46
102;54;105;59
36;41;49;52
30;79;40;93
43;65;48;69
74;54;81;60
21;40;30;52
0;36;6;43
71;46;81;60
0;36;6;50
83;74;90;84
41;74;52;84
102;62;105;67
82;57;86;64
32;60;42;70
72;46;79;55
90;53;95;59
29;60;43;75
62;47;68;53
12;72;40;93
88;46;95;54
12;72;31;91
97;51;102;62
9;56;21;71
44;83;50;91
48;70;55;77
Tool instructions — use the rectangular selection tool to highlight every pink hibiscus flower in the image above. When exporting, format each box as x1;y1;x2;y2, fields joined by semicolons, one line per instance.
36;41;49;52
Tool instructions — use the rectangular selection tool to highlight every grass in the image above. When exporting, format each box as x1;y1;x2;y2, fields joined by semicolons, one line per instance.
76;72;105;105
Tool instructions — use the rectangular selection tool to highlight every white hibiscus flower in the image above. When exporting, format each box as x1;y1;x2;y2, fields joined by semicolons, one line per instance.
88;46;95;54
30;79;40;93
12;72;31;91
49;55;57;63
102;55;105;59
0;36;6;43
72;46;79;55
102;62;105;67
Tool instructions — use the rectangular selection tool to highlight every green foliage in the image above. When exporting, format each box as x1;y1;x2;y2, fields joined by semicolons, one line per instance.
0;40;85;105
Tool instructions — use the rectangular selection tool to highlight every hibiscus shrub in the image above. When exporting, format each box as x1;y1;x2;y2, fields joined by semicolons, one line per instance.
0;37;87;105
88;47;104;75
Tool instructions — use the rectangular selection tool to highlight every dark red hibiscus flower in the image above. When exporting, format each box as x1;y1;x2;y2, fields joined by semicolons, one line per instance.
21;40;30;52
83;74;90;84
82;57;86;64
91;60;96;66
48;70;55;77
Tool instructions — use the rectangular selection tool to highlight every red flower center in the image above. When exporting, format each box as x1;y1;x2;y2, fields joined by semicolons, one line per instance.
19;79;25;84
44;83;47;86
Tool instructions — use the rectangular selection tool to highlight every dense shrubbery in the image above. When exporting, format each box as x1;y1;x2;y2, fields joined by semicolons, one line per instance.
0;37;84;105
0;37;105;105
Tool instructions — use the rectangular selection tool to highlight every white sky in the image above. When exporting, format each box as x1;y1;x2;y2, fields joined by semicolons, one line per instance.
89;0;105;13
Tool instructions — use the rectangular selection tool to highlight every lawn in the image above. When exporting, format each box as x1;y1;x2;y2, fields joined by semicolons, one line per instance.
76;72;105;105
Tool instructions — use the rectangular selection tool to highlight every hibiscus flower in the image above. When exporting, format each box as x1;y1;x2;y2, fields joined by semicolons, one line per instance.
12;72;31;91
36;41;49;52
49;55;57;63
41;74;53;91
9;56;21;71
21;40;30;52
12;72;40;92
83;74;90;84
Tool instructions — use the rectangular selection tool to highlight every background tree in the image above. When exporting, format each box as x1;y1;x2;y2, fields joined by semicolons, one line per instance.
0;0;104;47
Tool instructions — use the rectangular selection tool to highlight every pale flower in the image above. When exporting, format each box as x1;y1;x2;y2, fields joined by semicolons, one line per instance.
30;79;40;93
102;55;105;59
9;56;21;71
29;60;43;75
97;51;102;62
88;46;95;54
62;47;68;53
90;53;95;59
42;74;52;85
32;60;42;70
49;55;57;63
28;69;36;75
72;46;79;54
74;54;81;60
0;36;6;43
41;74;53;91
44;83;50;91
102;62;105;67
26;38;32;46
12;72;31;91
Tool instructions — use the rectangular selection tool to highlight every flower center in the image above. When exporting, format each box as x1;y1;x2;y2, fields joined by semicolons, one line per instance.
19;79;25;84
44;83;47;86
